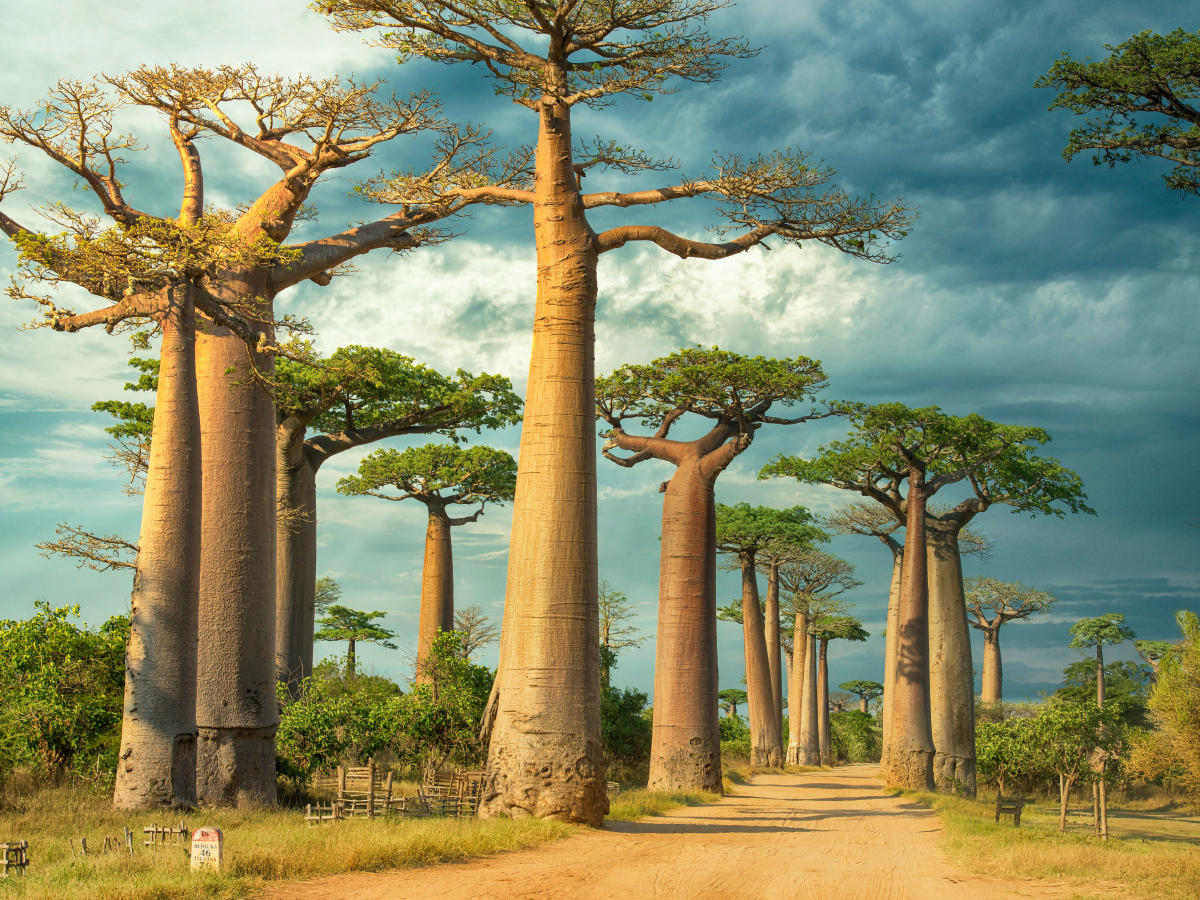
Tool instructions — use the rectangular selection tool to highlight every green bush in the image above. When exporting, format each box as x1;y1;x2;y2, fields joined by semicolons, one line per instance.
0;602;127;784
601;685;652;783
718;712;751;761
830;710;881;763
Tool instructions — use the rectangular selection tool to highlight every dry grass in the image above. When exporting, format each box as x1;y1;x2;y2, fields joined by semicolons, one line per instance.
606;788;722;821
0;784;573;900
891;785;1200;900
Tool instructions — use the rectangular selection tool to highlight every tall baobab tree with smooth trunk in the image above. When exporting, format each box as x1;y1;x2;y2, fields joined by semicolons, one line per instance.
596;348;833;790
321;0;916;825
716;503;825;768
822;500;990;772
274;347;521;693
1038;29;1200;198
811;616;869;766
775;549;857;765
0;92;297;807
761;403;1076;790
314;605;398;679
4;63;531;806
840;680;884;714
597;580;649;688
338;443;517;675
965;577;1056;708
1069;614;1137;709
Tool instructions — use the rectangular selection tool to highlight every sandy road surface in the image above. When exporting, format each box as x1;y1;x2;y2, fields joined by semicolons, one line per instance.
264;765;1087;900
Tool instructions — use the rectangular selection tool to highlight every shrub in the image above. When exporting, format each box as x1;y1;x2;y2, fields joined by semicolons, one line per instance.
601;685;652;783
830;710;880;763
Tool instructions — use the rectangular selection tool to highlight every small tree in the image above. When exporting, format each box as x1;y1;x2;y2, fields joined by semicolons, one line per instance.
1037;29;1200;196
454;604;500;660
840;681;884;714
314;576;342;616
597;581;649;688
1134;639;1174;686
716;503;826;768
965;577;1056;708
718;688;748;719
338;443;517;675
975;716;1041;797
1069;613;1137;708
1034;699;1116;832
314;605;398;679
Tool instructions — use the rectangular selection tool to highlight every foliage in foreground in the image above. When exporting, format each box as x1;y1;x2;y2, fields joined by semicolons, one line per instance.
607;788;722;821
830;710;882;763
0;603;127;785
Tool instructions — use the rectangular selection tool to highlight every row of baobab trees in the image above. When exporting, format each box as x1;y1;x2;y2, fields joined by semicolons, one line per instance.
0;2;1091;825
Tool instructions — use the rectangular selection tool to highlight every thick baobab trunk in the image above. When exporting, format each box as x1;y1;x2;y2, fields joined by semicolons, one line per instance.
275;432;318;696
799;632;820;765
416;504;456;678
647;461;721;793
742;556;782;767
927;523;976;796
981;629;1002;705
860;695;869;714
195;293;279;807
114;289;201;809
765;560;783;739
880;551;903;773
481;97;606;826
786;613;809;765
883;488;934;790
818;639;831;766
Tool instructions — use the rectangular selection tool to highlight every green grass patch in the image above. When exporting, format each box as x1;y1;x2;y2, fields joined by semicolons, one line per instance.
889;785;1200;900
0;784;573;900
606;788;722;821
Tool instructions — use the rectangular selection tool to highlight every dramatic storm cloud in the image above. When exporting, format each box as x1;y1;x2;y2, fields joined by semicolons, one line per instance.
1;0;1196;700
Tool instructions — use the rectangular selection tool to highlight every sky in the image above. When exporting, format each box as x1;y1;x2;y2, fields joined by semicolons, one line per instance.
0;0;1197;705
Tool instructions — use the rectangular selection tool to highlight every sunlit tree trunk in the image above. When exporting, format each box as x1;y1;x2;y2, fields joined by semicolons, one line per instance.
765;559;783;740
859;695;869;714
880;551;903;774
742;554;782;767
882;485;934;790
981;627;1002;705
275;430;318;697
786;613;808;764
195;273;279;808
481;94;606;826
416;502;456;680
927;522;976;796
648;461;721;792
799;631;820;765
818;638;832;766
113;287;201;809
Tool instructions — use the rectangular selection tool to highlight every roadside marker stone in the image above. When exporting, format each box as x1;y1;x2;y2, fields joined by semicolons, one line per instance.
189;827;222;872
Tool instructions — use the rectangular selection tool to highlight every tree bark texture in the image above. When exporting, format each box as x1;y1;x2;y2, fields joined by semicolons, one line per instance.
860;696;869;714
765;560;783;740
818;639;831;767
195;291;279;808
981;629;1002;705
481;98;606;826
785;613;808;765
799;632;820;765
417;504;456;679
648;461;722;793
882;487;934;790
275;432;318;695
927;523;976;796
741;555;782;767
880;551;903;775
113;289;201;809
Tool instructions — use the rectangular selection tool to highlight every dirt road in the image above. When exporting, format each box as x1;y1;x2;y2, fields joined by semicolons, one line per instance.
265;764;1084;900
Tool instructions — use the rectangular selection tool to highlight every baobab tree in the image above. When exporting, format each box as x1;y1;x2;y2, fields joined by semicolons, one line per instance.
775;549;858;765
314;605;398;679
716;503;825;768
822;500;990;772
718;688;747;719
1038;28;1200;198
3;64;530;806
965;577;1057;707
812;616;869;766
321;0;916;825
596;348;833;790
597;580;649;688
274;347;520;693
761;403;1085;790
840;680;884;714
337;443;517;675
1069;613;1137;709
